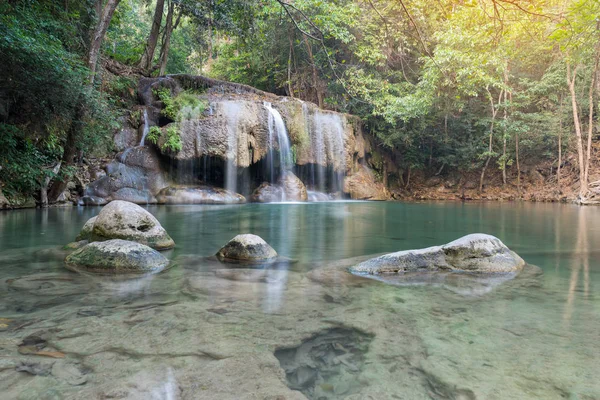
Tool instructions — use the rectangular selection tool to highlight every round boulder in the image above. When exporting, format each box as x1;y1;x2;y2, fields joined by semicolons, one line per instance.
92;200;175;250
65;239;169;274
216;234;277;263
76;216;97;241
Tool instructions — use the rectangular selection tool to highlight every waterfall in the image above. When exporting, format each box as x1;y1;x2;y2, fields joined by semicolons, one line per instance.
224;101;243;196
301;104;347;195
139;109;149;146
264;101;292;184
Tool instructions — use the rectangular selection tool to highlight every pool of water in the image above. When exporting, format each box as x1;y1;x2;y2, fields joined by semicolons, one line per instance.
0;201;598;399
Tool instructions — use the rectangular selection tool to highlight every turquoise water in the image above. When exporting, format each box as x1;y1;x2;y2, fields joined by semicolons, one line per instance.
0;202;598;399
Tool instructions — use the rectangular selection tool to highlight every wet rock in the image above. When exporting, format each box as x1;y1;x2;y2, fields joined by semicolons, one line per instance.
0;188;9;209
350;234;524;275
84;147;167;205
65;239;169;274
252;172;308;202
442;234;525;273
79;196;107;206
76;216;97;241
251;183;285;203
343;165;389;200
280;172;308;201
111;187;157;204
113;127;139;152
91;200;175;250
307;191;333;202
216;234;277;263
63;240;89;251
156;186;245;204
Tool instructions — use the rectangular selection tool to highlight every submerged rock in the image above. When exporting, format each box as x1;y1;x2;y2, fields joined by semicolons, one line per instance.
65;239;169;274
216;234;277;262
156;186;245;204
91;200;175;250
350;234;524;275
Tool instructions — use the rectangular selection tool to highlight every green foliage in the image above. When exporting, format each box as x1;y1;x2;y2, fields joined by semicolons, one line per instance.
0;124;54;197
162;125;183;152
147;126;162;144
154;89;208;121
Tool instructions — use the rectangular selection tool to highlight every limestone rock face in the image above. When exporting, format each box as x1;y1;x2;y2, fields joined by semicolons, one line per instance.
65;239;168;274
113;127;139;152
156;186;246;204
350;234;524;275
216;234;277;262
344;165;389;200
0;189;10;210
83;146;166;205
91;200;175;250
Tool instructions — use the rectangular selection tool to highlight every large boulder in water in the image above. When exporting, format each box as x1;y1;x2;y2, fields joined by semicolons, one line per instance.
280;172;308;201
343;165;389;200
251;172;307;202
156;186;245;204
76;216;97;241
216;234;277;262
65;239;168;274
441;234;525;272
91;200;175;250
350;234;524;275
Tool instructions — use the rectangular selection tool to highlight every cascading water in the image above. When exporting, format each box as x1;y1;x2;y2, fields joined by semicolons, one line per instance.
264;101;292;184
139;109;149;146
224;101;243;197
301;102;347;197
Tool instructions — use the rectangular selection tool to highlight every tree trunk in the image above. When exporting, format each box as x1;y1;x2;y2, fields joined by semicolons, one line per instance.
303;35;323;108
567;63;587;198
139;0;165;71
584;36;600;194
479;88;502;193
557;95;563;190
287;30;294;98
159;1;181;76
502;69;509;186
87;0;121;83
48;0;121;203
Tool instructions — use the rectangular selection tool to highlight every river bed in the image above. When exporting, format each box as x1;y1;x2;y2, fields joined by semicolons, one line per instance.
0;201;598;399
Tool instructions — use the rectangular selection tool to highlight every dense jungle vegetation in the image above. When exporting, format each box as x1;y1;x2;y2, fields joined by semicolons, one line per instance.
1;0;599;204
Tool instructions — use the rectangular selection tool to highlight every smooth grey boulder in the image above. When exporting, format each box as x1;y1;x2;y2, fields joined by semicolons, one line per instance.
91;200;175;250
216;234;277;262
442;234;524;273
156;186;246;204
350;234;524;275
65;239;168;274
76;216;97;241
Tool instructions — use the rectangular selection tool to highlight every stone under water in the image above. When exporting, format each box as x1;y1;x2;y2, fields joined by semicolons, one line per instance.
65;239;169;274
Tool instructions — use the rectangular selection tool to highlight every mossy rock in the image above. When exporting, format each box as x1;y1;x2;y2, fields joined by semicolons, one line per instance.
216;234;277;263
65;239;169;274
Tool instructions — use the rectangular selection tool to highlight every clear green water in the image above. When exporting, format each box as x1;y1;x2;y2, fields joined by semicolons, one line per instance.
0;202;598;399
